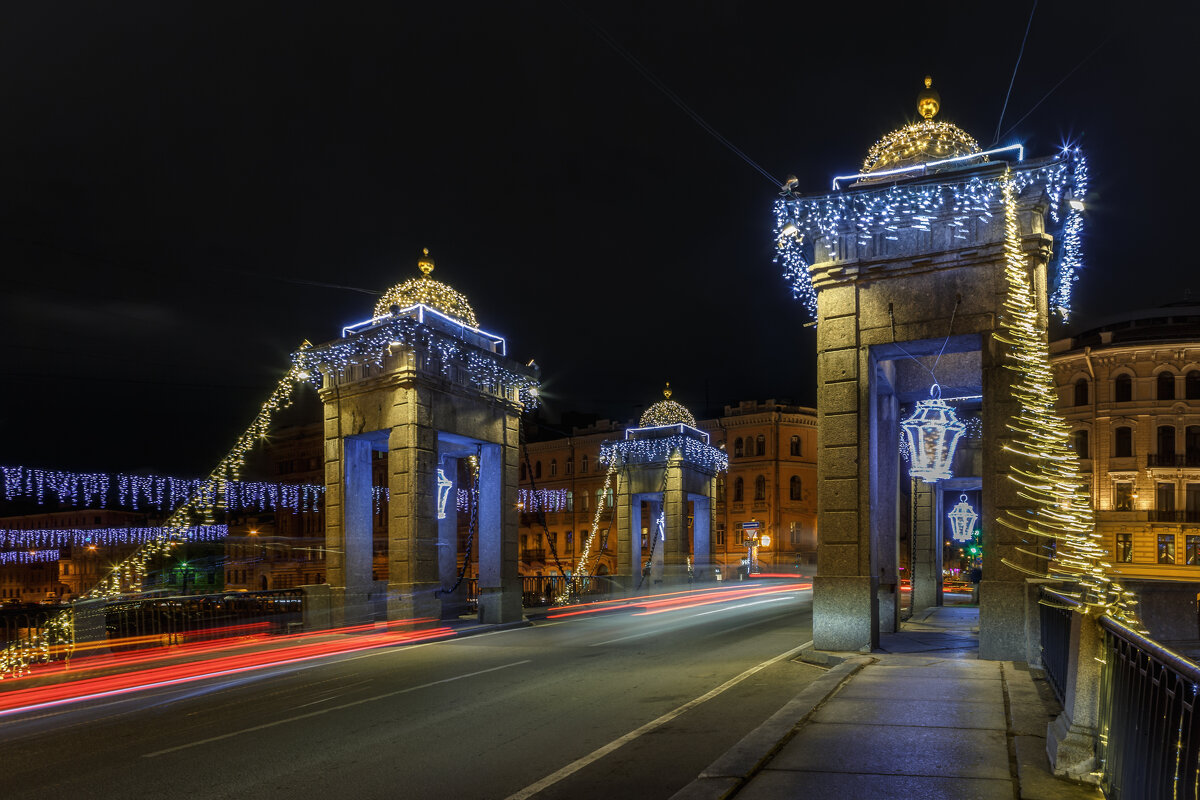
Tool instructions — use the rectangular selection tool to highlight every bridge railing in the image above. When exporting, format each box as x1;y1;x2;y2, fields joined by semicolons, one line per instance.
464;575;615;608
1041;586;1200;797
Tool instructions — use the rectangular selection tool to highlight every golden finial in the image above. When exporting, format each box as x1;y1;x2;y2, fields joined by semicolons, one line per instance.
917;75;940;120
663;382;672;401
418;247;435;276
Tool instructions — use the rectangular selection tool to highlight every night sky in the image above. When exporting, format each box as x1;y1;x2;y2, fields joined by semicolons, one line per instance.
1;2;1189;475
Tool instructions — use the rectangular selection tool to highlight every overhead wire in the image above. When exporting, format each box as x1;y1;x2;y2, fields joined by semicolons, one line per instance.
992;0;1039;146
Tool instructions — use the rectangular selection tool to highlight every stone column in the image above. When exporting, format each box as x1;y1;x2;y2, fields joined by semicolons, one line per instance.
813;284;878;651
1046;612;1103;782
662;458;688;585
615;481;642;592
647;499;665;585
871;362;900;633
912;480;941;611
387;395;440;622
693;490;713;581
478;440;521;623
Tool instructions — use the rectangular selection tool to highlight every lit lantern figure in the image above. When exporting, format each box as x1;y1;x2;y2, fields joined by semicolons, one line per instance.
900;384;966;483
947;494;978;543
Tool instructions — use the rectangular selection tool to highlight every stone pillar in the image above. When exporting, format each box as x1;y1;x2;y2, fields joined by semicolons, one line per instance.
387;397;440;622
478;441;521;623
662;459;688;584
693;492;712;581
616;484;642;592
813;284;878;651
337;435;375;624
436;450;467;619
871;362;900;633
1046;612;1103;782
912;480;941;611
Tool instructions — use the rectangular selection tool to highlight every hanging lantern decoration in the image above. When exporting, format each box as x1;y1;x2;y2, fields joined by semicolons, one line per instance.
900;384;966;483
947;494;978;543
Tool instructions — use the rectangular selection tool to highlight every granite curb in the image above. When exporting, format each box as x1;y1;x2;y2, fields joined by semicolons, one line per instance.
667;656;872;800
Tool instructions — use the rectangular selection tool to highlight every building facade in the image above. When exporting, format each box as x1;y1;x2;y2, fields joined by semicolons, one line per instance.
1052;305;1200;580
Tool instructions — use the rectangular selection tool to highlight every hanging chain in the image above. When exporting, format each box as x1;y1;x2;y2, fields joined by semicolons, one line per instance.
518;418;572;587
439;447;480;596
634;466;671;591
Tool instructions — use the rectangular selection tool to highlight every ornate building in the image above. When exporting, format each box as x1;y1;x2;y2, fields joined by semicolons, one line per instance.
1052;305;1200;579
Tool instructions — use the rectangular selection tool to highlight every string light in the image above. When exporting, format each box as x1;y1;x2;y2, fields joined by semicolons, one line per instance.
992;170;1136;623
0;550;62;565
947;495;978;543
774;151;1088;321
861;118;982;174
639;383;697;428
600;435;728;475
372;249;479;327
0;526;227;549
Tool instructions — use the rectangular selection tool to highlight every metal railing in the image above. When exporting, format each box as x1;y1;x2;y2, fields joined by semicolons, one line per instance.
1148;510;1200;524
1097;614;1200;800
1147;453;1200;468
99;589;303;650
1039;591;1076;703
0;604;59;646
465;575;613;608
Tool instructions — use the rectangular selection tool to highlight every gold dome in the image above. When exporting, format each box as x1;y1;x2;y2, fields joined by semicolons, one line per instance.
861;77;981;176
639;383;697;428
373;249;479;327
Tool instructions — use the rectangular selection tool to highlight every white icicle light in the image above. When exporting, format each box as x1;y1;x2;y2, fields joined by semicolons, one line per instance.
948;494;978;543
900;384;966;483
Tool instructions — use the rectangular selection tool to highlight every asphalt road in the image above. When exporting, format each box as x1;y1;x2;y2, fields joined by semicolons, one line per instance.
0;583;817;800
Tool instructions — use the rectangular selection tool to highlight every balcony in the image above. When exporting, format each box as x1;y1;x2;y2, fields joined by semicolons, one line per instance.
520;549;546;563
1146;453;1200;468
1147;510;1200;524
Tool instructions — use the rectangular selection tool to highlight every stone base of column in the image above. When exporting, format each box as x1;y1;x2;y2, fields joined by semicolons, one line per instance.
333;585;376;627
912;577;941;612
1046;716;1100;784
478;585;522;624
387;580;441;623
979;579;1033;661
437;586;471;620
813;575;878;652
878;587;898;634
299;584;332;631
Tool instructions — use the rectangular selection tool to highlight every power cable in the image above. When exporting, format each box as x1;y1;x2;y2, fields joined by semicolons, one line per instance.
992;0;1039;146
997;33;1114;143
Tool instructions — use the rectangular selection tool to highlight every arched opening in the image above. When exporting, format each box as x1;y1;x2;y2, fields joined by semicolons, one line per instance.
1158;371;1176;401
1158;425;1176;459
1073;429;1089;459
790;475;802;500
756;435;766;456
1114;373;1133;403
1114;426;1133;458
734;438;744;458
754;475;766;501
790;435;801;456
733;477;744;502
1074;377;1089;406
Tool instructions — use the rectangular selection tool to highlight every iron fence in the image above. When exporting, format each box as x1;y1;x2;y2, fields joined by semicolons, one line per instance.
100;589;303;650
464;575;614;608
0;604;59;645
1097;614;1200;800
1039;591;1075;704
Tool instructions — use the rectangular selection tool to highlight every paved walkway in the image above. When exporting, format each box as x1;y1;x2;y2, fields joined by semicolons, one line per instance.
673;602;1101;800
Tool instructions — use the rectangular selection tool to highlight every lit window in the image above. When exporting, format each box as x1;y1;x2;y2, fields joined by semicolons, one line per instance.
1157;534;1176;564
1116;533;1133;563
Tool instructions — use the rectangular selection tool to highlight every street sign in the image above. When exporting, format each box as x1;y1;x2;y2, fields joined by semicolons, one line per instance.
741;521;760;530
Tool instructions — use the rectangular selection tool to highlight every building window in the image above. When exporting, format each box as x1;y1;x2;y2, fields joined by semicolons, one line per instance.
581;454;588;473
1114;373;1133;403
1188;483;1200;516
1188;370;1200;400
520;463;527;481
756;435;766;456
1187;535;1200;566
1114;482;1134;511
1158;534;1176;564
1074;378;1089;406
566;457;573;475
550;459;557;477
734;438;744;458
717;475;726;500
734;477;744;502
1157;371;1176;401
566;491;574;512
535;461;542;479
605;487;614;508
790;435;801;456
1187;427;1200;462
790;475;802;501
1114;426;1133;458
1157;482;1176;513
1158;426;1176;459
754;475;766;501
565;530;574;554
1073;430;1089;459
716;525;726;546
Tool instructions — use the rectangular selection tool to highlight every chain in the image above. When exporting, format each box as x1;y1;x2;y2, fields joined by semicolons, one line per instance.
634;467;671;591
518;418;572;588
439;447;480;596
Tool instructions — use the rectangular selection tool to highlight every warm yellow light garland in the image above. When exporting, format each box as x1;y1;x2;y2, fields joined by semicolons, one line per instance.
994;171;1137;623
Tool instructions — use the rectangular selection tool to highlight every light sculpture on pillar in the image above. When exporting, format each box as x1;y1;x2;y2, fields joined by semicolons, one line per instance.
436;468;454;520
900;384;966;483
947;494;978;543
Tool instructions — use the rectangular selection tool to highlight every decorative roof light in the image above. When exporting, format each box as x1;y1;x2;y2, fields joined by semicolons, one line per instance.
900;384;966;483
948;494;978;543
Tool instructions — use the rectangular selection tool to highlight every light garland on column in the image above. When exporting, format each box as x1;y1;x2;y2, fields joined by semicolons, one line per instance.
774;150;1088;321
570;462;618;595
993;171;1136;623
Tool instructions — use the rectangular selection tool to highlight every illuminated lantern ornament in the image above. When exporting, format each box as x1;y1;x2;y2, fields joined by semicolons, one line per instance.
947;494;978;543
436;468;454;520
900;384;966;483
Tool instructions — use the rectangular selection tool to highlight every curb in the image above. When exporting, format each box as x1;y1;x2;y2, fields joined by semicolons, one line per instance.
668;655;872;800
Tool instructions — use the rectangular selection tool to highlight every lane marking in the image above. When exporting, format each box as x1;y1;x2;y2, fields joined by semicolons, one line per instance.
504;642;813;800
141;660;531;758
588;596;797;646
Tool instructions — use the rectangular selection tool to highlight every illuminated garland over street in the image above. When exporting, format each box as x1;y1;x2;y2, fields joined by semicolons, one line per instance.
993;171;1135;622
0;550;62;565
0;526;227;549
600;435;728;475
774;150;1088;320
294;316;539;408
516;488;569;513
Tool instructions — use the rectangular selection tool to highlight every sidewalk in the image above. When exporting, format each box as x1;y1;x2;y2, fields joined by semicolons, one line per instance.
673;600;1101;800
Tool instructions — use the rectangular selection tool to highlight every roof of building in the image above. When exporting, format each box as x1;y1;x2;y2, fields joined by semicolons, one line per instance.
1052;303;1200;352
